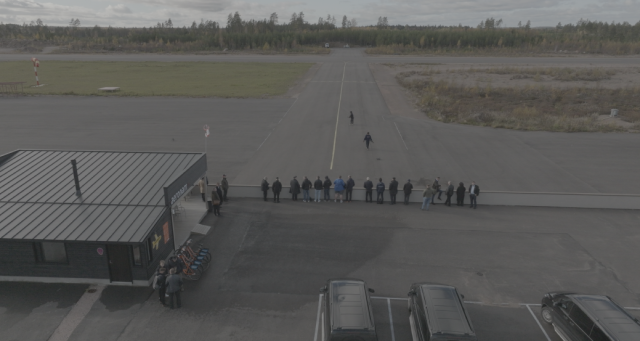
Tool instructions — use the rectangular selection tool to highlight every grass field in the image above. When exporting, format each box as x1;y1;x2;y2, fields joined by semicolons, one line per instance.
0;61;313;97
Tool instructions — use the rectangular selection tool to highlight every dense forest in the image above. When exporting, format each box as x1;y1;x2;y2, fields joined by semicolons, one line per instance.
1;14;640;54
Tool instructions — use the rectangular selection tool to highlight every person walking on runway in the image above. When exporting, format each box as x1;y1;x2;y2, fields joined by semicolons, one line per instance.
349;111;354;124
301;176;312;202
376;178;385;204
334;176;346;203
364;177;374;202
444;181;454;206
431;177;443;205
345;175;355;202
290;176;300;201
389;177;398;205
469;181;480;209
363;132;374;150
403;179;413;205
313;176;323;202
261;177;269;202
456;182;466;206
272;177;282;202
323;176;332;202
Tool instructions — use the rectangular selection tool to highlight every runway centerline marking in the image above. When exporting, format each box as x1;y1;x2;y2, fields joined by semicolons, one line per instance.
314;293;323;341
394;122;409;150
524;304;552;341
387;298;397;341
329;62;347;170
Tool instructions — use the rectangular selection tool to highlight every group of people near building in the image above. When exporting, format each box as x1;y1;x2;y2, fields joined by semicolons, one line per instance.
198;175;229;217
259;176;480;210
152;256;186;309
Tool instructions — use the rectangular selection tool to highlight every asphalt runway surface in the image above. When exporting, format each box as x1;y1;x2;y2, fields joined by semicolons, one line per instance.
2;200;638;340
2;49;639;193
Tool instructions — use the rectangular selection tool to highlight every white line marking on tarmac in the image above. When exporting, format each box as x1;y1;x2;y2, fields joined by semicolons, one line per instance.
256;97;298;151
394;122;409;150
314;293;323;341
625;307;640;310
48;285;105;341
321;310;325;341
372;296;409;301
387;298;396;341
525;304;552;341
329;62;347;170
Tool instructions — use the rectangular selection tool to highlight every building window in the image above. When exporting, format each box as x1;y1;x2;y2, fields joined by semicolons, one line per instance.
132;245;142;266
34;242;68;263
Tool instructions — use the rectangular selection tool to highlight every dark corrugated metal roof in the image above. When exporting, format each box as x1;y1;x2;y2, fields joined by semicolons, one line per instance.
0;150;204;243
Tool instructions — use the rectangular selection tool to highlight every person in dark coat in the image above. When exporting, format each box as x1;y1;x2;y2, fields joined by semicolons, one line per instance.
301;176;312;202
167;256;184;276
216;183;223;207
323;176;332;202
431;177;442;205
221;174;229;202
165;268;183;309
363;177;374;203
403;179;413;205
349;111;354;124
211;187;221;216
153;267;168;306
376;178;385;204
260;177;269;202
363;132;374;150
313;176;323;202
444;181;454;206
469;181;480;209
290;176;300;201
272;177;282;202
456;182;466;206
388;177;398;205
345;175;355;202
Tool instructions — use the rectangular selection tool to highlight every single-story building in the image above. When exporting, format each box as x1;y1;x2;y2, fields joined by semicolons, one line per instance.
0;150;207;286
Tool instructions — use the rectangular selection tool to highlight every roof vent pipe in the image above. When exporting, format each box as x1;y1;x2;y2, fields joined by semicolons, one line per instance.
71;159;82;196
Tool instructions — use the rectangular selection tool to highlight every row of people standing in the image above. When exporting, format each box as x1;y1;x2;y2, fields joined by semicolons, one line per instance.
198;175;229;217
259;176;480;208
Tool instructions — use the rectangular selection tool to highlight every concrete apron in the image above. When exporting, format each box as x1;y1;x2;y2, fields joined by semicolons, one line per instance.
221;185;640;210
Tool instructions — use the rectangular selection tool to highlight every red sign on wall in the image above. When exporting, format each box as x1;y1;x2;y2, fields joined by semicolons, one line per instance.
163;222;170;244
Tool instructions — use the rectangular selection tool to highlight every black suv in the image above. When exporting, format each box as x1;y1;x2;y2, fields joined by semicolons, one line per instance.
541;292;640;341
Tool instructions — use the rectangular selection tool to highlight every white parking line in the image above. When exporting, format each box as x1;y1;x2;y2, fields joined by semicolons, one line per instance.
314;294;323;341
387;298;396;341
524;304;552;341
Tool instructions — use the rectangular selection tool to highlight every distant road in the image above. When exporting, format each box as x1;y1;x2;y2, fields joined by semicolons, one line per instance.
2;48;640;65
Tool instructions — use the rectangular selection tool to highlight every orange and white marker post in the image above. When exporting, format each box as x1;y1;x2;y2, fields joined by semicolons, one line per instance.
31;57;40;86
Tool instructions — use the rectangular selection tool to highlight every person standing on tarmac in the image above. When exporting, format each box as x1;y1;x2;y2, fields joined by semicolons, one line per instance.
349;111;354;124
364;177;374;203
272;177;282;203
261;177;269;202
345;175;355;202
389;177;398;205
376;178;385;204
290;176;301;201
313;176;323;202
323;176;332;202
334;176;346;203
363;132;373;150
403;179;413;205
221;174;229;202
301;176;312;202
444;181;455;206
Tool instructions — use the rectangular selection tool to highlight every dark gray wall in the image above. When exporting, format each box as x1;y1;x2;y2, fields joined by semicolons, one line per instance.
164;154;207;207
142;208;174;279
0;240;110;279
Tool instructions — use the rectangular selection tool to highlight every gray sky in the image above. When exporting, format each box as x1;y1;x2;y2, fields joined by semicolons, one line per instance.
1;0;639;28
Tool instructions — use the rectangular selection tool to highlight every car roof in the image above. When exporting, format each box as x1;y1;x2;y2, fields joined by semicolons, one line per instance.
328;279;373;330
418;284;474;336
569;295;640;341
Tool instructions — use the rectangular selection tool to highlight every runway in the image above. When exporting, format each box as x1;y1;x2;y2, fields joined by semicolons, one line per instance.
1;49;639;194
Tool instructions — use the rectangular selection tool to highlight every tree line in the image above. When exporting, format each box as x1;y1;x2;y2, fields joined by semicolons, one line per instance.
1;15;640;54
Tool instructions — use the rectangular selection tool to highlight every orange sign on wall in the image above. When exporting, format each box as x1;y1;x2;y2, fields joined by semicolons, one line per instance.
163;222;171;244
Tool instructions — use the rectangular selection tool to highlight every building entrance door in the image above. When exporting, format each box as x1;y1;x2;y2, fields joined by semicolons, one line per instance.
107;244;132;282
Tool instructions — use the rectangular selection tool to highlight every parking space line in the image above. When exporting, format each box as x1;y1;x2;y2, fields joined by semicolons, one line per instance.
314;294;323;341
524;304;552;341
387;298;396;341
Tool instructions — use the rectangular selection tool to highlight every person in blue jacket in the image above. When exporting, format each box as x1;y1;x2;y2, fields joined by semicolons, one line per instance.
363;132;373;150
334;176;346;203
376;178;385;204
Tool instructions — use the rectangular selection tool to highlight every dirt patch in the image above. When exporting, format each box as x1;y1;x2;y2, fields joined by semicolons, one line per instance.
376;63;640;133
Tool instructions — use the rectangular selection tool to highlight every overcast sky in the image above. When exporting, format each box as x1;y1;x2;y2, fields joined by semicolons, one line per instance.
1;0;639;28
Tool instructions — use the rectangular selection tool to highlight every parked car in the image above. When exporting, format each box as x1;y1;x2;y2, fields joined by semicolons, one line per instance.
325;43;330;48
407;283;477;341
320;278;377;341
541;292;640;341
